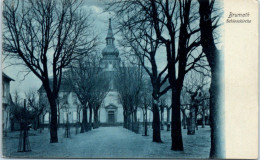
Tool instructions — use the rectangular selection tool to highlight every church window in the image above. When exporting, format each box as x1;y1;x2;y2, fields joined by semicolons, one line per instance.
73;112;77;122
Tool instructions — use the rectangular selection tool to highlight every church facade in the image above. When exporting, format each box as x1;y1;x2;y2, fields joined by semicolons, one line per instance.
99;18;123;125
38;19;152;126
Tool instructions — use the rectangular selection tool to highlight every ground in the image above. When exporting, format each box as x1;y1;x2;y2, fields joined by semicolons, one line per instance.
2;126;210;158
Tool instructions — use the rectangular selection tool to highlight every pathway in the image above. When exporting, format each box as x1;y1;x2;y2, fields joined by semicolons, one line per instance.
3;126;211;158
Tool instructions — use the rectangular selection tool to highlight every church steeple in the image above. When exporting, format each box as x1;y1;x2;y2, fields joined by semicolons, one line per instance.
106;18;115;45
102;18;119;57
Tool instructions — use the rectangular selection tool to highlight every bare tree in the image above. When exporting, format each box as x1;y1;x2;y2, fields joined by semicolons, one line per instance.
88;67;109;130
3;0;97;142
106;0;211;149
159;98;167;130
182;69;210;135
115;11;170;142
25;89;46;130
66;54;107;132
115;62;145;132
91;82;108;129
139;84;152;136
198;0;224;158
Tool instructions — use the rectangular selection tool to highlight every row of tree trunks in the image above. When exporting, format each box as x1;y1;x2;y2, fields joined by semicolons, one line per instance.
123;108;139;133
81;105;101;132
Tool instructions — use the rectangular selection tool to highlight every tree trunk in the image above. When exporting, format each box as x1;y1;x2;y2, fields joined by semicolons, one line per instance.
202;107;205;128
209;64;224;157
57;104;60;128
37;115;40;129
48;97;58;143
58;110;60;127
131;112;134;131
89;106;92;131
133;109;138;132
198;0;225;158
42;115;44;130
152;99;162;143
93;108;99;129
123;110;127;128
187;105;196;135
127;110;131;129
171;89;183;150
160;108;164;130
166;108;170;131
81;105;88;133
78;110;81;123
181;109;187;129
195;105;199;130
144;107;148;136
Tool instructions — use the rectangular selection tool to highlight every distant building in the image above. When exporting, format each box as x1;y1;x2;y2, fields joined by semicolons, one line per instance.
38;78;80;126
38;19;170;127
2;72;14;131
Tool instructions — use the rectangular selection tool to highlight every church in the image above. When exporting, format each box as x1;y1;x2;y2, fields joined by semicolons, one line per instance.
99;18;123;125
38;19;158;126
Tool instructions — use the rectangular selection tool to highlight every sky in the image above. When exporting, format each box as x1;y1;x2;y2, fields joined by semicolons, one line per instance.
2;0;169;97
1;0;223;97
1;0;113;96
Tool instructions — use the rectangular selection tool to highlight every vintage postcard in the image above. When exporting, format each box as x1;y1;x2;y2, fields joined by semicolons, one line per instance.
1;0;258;159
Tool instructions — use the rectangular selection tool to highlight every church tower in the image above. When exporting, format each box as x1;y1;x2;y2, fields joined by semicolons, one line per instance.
99;18;123;125
100;18;120;72
100;18;120;90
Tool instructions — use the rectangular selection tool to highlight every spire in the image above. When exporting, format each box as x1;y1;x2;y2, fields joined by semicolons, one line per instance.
109;18;112;29
102;18;119;57
106;18;115;42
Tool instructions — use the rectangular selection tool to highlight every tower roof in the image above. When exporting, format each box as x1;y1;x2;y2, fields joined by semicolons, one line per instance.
106;18;115;40
102;18;119;57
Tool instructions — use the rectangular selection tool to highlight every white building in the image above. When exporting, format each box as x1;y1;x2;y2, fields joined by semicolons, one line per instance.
2;73;14;131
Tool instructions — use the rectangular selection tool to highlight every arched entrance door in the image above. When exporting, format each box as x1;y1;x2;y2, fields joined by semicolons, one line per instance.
105;104;117;125
108;111;115;123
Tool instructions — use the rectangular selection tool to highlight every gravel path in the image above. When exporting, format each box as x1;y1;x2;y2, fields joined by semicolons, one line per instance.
2;126;210;158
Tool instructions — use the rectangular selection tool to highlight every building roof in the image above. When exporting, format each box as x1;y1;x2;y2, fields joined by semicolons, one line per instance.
102;45;119;57
2;72;14;82
38;73;72;93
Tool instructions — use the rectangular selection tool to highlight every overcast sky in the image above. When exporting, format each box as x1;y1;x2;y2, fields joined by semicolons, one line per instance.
1;0;168;97
2;0;107;95
2;0;223;97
